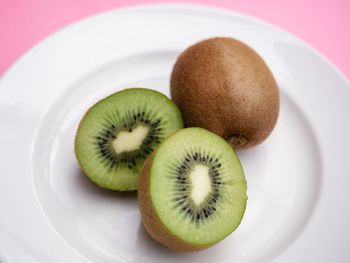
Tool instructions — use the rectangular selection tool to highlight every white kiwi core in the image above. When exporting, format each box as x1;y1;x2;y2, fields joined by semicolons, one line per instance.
189;164;212;205
112;125;149;154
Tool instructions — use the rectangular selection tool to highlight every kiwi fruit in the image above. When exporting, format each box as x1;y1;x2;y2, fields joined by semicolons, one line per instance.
138;128;247;251
170;37;280;149
75;88;184;191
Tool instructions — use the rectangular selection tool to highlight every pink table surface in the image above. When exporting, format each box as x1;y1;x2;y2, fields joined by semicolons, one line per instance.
1;0;349;79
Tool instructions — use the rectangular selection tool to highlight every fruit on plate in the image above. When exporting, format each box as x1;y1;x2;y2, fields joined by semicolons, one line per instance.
171;37;279;149
138;128;247;251
75;88;184;190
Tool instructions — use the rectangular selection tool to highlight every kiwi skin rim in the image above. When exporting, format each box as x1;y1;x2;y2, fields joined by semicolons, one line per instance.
138;152;210;252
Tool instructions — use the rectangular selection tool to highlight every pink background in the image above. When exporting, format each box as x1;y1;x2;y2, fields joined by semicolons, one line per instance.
1;0;349;79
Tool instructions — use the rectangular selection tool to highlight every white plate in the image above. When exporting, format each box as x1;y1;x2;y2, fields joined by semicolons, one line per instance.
1;4;349;263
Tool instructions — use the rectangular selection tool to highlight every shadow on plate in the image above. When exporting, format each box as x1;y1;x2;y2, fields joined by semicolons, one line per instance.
73;165;137;199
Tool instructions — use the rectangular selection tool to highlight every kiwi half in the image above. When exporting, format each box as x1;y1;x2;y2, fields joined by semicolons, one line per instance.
75;88;184;191
138;128;247;251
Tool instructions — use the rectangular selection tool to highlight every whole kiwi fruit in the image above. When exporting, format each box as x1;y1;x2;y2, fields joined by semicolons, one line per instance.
170;37;279;149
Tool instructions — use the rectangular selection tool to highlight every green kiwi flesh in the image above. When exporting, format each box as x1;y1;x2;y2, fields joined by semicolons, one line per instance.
75;88;184;191
170;37;280;149
138;128;247;251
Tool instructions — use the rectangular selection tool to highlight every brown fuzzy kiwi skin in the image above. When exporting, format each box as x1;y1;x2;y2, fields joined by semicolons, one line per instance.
138;153;210;252
170;37;280;149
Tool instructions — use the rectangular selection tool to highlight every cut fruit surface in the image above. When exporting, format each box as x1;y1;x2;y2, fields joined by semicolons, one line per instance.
75;88;184;190
139;128;247;251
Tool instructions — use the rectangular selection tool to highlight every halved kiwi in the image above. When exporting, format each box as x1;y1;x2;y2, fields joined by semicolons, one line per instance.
138;128;247;251
75;88;184;191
